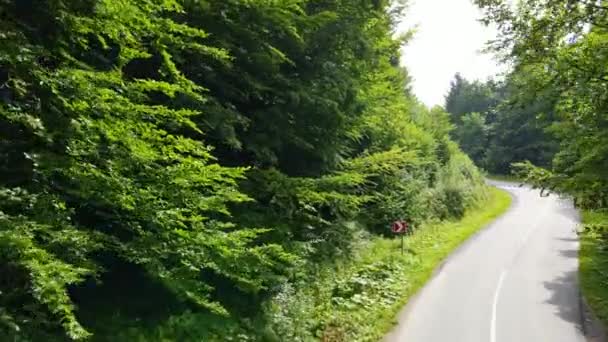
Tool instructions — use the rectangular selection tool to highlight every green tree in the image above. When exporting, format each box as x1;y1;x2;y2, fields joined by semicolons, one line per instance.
476;0;608;207
454;112;489;165
444;74;496;167
444;71;557;174
445;73;498;124
0;0;293;339
483;74;558;174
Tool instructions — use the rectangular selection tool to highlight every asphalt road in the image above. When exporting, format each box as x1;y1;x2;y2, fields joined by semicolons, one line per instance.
384;181;585;342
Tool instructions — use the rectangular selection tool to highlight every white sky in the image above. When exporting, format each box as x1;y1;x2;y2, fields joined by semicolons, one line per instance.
397;0;504;108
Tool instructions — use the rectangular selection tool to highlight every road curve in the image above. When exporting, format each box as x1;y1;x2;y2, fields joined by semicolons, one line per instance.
384;181;584;342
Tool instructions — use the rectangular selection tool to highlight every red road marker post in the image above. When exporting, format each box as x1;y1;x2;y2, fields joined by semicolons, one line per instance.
391;220;409;254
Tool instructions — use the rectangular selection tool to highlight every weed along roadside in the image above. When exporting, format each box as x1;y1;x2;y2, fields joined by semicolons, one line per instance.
579;211;608;339
266;186;512;342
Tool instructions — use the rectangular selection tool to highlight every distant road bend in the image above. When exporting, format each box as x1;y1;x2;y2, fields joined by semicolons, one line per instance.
385;181;584;342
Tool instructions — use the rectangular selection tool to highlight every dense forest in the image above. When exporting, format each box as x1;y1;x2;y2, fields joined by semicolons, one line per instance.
444;73;558;175
0;0;489;340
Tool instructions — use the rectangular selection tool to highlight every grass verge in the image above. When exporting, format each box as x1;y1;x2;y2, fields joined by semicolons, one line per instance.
270;186;512;341
579;210;608;326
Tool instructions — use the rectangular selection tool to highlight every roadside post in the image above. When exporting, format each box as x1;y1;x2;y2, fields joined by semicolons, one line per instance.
391;220;409;254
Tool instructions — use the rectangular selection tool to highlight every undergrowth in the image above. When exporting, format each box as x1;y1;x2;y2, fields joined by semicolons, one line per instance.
264;186;512;341
580;210;608;326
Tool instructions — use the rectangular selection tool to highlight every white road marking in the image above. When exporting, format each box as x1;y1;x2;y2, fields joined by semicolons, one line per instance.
491;270;508;342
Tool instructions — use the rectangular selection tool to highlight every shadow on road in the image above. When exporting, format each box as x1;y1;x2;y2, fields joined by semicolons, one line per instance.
556;237;579;243
543;270;583;332
559;249;579;258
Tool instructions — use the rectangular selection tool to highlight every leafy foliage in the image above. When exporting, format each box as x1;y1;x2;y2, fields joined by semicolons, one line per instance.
474;0;608;208
445;74;499;124
444;73;557;174
0;0;487;340
579;211;608;328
